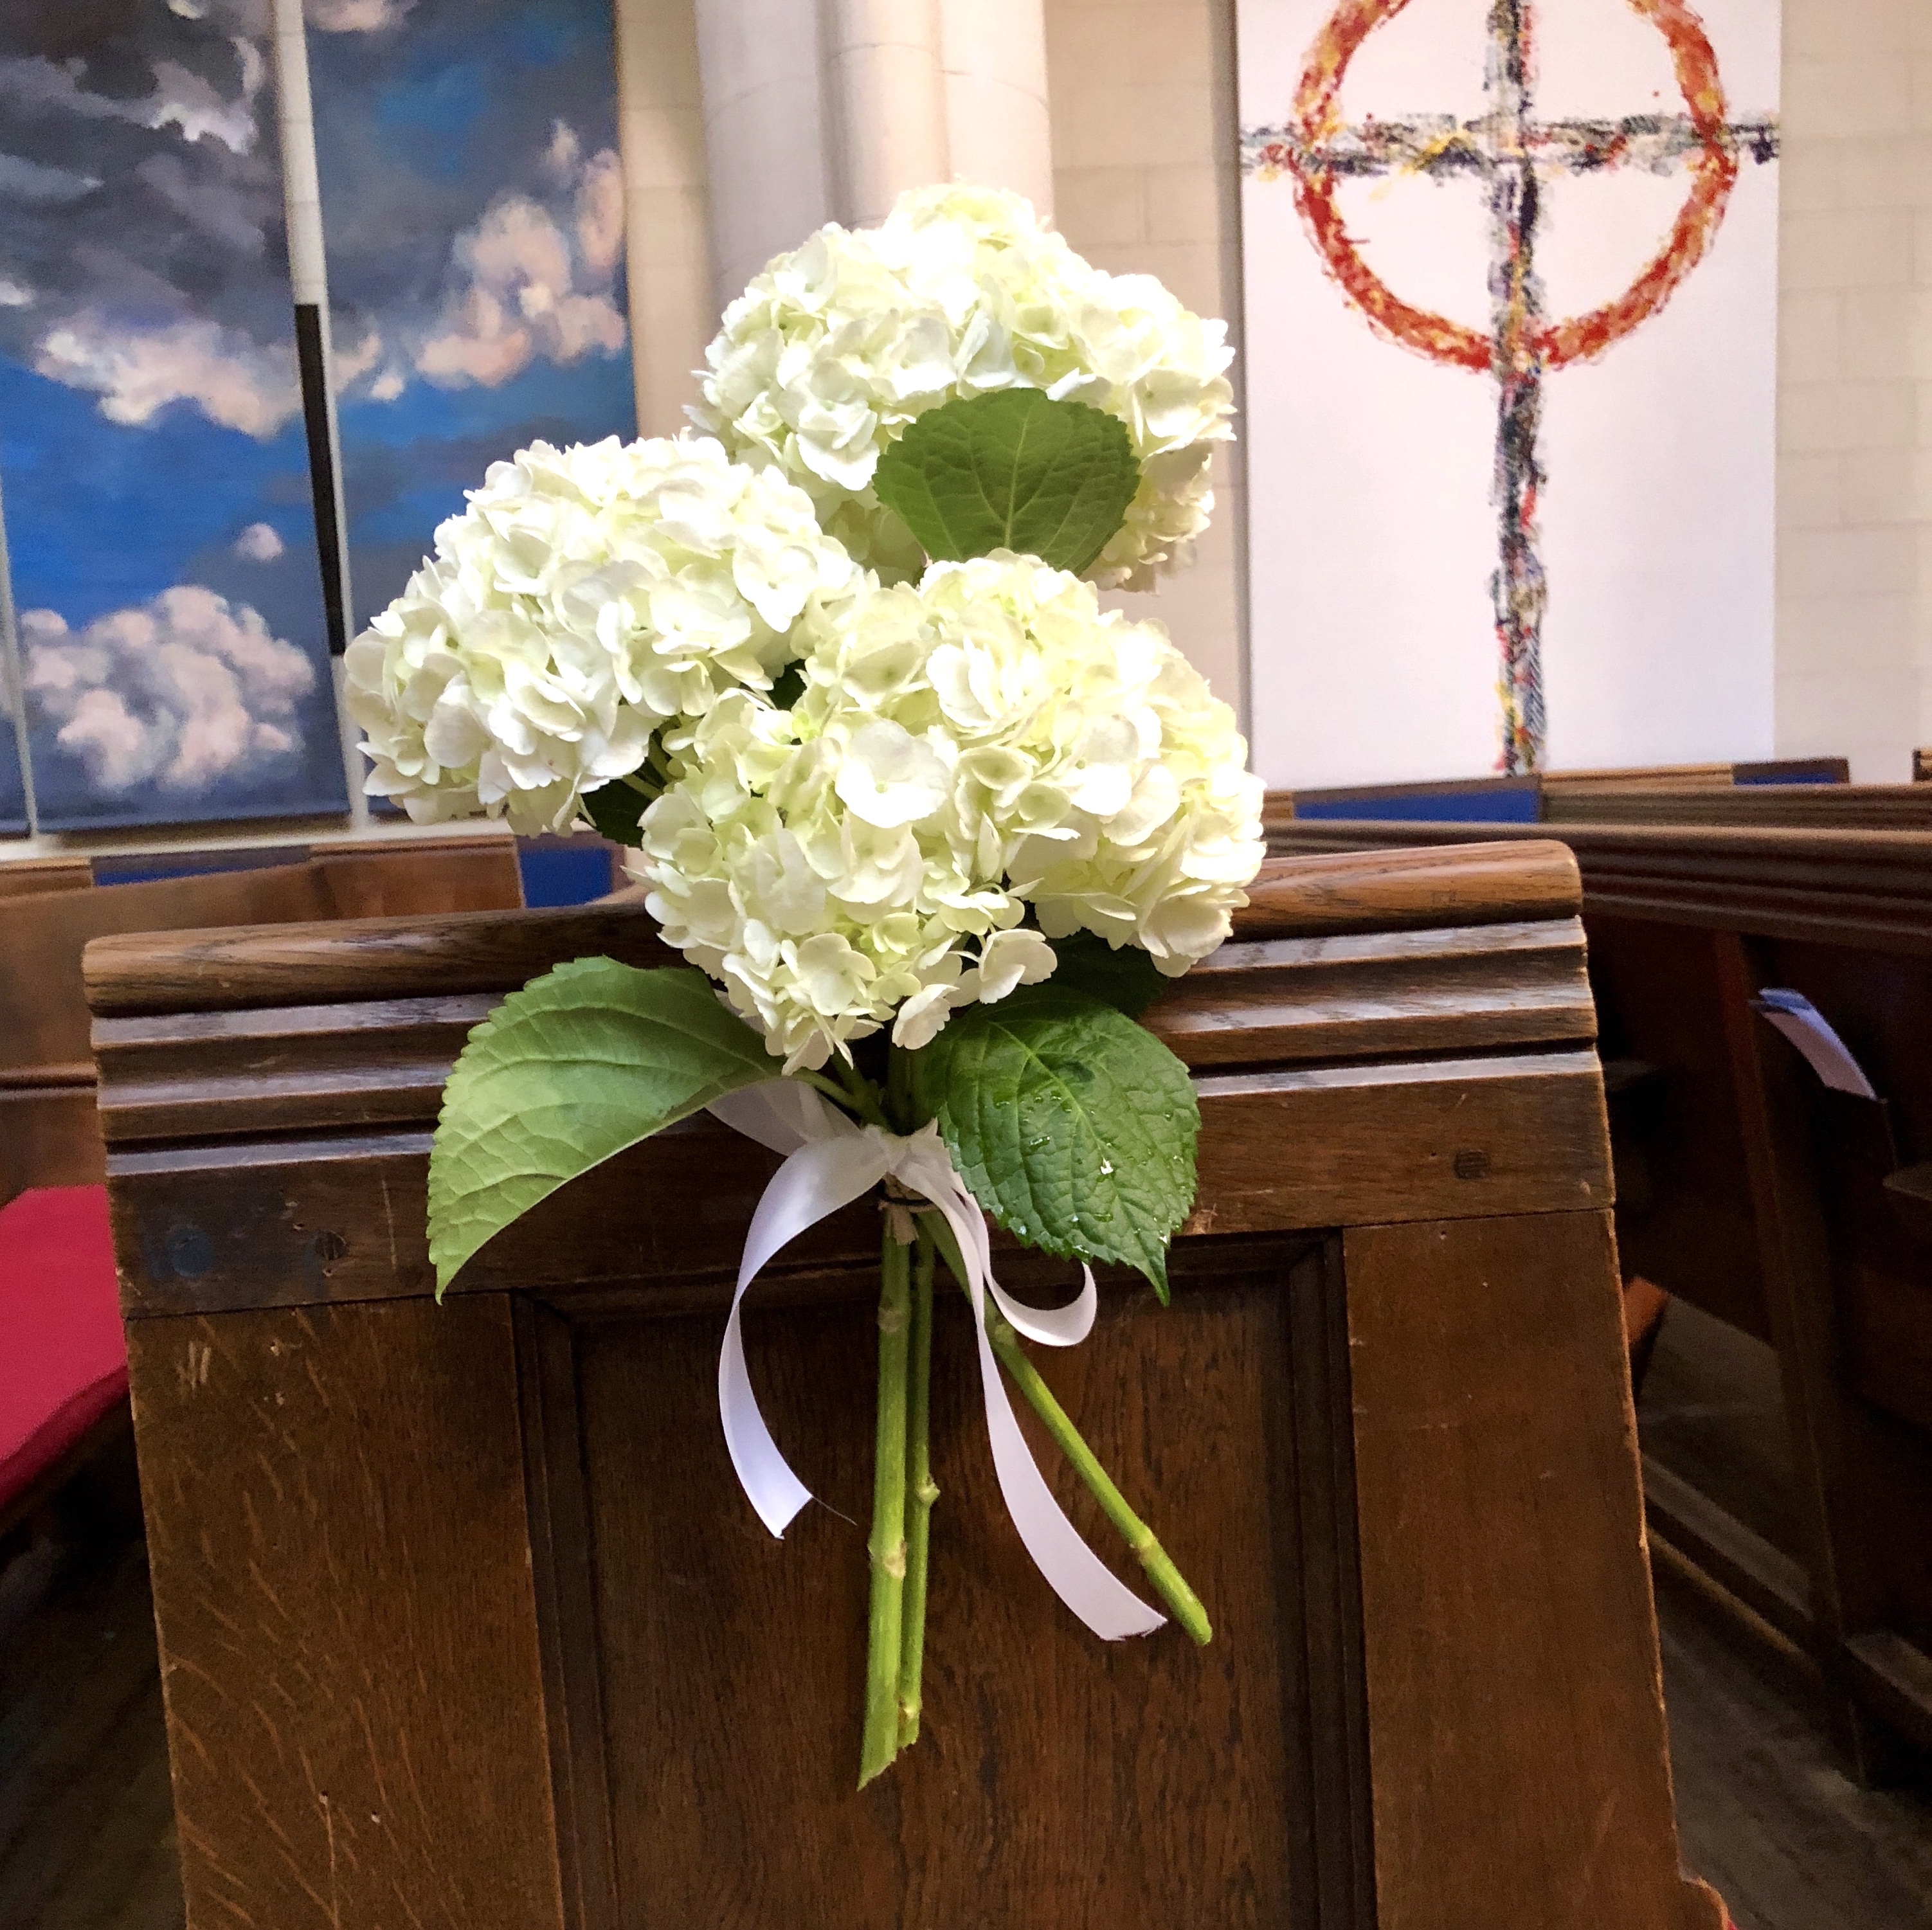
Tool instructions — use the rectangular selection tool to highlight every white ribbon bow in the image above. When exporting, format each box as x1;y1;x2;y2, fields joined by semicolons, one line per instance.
707;1079;1164;1641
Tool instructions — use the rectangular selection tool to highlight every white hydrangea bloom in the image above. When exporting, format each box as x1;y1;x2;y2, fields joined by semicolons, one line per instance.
631;553;1265;1070
692;185;1236;594
345;433;856;833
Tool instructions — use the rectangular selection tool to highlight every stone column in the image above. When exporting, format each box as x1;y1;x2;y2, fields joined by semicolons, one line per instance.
691;0;834;307
822;1;949;227
940;0;1053;219
613;0;717;434
691;0;1054;309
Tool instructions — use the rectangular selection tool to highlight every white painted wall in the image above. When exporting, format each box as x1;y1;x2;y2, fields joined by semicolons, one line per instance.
1774;0;1932;781
613;0;1055;438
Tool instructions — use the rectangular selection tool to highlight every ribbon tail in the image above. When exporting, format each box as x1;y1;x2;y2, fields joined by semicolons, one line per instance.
722;1133;892;1537
720;1298;813;1537
923;1184;1166;1641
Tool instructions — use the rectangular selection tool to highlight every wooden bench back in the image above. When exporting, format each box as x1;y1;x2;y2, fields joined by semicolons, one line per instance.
1544;782;1932;830
1273;768;1932;834
0;835;523;1200
82;843;1725;1930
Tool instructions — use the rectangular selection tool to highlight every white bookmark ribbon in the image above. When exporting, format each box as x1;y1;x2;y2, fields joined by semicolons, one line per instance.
707;1079;1165;1641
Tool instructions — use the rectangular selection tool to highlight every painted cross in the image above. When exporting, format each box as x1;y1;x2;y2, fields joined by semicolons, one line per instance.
1242;0;1780;773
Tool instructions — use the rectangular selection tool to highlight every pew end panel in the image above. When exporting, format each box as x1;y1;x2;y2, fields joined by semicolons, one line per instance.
89;843;1724;1930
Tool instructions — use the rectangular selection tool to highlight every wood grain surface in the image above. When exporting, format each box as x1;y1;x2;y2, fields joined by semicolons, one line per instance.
0;855;93;901
127;1295;566;1930
1270;816;1932;954
1544;784;1932;831
1345;1211;1725;1930
82;844;1584;1018
0;838;521;1204
572;1237;1364;1929
94;840;1711;1930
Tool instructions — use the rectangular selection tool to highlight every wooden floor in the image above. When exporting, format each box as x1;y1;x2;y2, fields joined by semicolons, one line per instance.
0;1537;181;1930
1657;1561;1932;1929
2;1351;1927;1929
1635;1299;1932;1927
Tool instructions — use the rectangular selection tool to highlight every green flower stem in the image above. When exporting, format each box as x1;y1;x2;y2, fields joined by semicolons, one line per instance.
897;1227;939;1747
886;1043;916;1133
792;1068;892;1131
921;1211;1212;1648
840;1059;895;1130
859;1222;914;1787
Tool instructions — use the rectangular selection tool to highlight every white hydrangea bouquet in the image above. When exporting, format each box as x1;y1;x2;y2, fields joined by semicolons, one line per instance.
347;186;1263;1787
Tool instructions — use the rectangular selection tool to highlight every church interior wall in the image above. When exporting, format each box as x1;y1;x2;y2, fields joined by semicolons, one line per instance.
1775;0;1932;782
610;0;1929;777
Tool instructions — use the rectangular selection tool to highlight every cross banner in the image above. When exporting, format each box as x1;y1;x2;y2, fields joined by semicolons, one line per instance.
1242;0;1780;775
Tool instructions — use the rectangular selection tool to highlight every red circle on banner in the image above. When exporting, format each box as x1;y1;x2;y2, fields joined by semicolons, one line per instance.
1285;0;1742;371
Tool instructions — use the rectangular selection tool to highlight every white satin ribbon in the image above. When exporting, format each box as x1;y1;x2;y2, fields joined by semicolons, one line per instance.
707;1079;1165;1641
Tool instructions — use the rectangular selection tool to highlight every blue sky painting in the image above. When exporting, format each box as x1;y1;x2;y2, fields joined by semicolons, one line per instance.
0;1;347;831
309;0;636;632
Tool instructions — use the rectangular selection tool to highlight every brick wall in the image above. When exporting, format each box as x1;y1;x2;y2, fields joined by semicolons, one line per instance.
1045;0;1932;778
1044;0;1249;725
1776;0;1932;780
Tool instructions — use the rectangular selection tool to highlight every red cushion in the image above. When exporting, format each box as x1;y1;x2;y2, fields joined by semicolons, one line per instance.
0;1186;128;1511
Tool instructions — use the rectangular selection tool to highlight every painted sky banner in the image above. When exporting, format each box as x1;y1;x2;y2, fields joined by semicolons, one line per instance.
1237;0;1781;788
0;0;633;835
309;0;636;636
0;1;346;831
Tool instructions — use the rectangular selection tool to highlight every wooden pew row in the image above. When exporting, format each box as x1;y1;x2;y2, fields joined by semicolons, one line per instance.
1546;759;1852;792
1267;812;1932;1776
1281;775;1932;833
0;835;524;1203
1546;784;1932;830
81;843;1726;1930
0;857;93;902
1281;760;1859;827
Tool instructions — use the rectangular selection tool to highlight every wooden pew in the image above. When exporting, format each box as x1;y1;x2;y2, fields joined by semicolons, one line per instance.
0;835;524;1203
84;844;1726;1930
1544;784;1932;831
1268;813;1932;1776
0;856;92;903
1283;760;1855;828
1546;759;1852;793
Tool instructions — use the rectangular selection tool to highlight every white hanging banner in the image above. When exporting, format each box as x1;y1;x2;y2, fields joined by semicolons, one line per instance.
706;1081;1165;1641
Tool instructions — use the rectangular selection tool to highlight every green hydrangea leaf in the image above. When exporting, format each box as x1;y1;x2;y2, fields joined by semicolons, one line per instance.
873;390;1139;574
909;984;1198;1301
1044;932;1174;1020
428;958;772;1293
579;778;651;849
